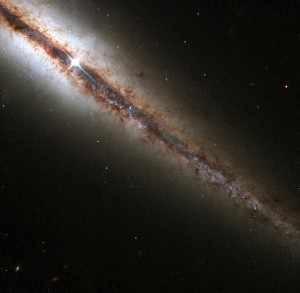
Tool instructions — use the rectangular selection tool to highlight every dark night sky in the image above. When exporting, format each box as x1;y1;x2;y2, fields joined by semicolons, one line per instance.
1;0;300;291
118;0;300;189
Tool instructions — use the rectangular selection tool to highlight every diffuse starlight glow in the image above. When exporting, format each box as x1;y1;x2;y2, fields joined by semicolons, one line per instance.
0;1;300;245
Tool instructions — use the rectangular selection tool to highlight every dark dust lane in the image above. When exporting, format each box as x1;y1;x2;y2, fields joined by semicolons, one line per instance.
1;1;300;245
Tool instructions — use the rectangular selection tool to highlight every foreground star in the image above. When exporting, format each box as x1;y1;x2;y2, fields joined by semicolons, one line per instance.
70;56;81;68
63;50;95;83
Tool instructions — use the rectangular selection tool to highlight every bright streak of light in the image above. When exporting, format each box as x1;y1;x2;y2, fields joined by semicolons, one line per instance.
70;56;80;67
63;50;96;83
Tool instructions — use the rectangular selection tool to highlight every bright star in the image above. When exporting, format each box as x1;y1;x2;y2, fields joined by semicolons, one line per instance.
63;50;96;83
70;56;81;68
68;53;84;69
62;50;84;69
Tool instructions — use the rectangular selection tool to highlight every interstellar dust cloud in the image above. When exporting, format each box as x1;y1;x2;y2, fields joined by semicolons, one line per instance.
1;0;300;252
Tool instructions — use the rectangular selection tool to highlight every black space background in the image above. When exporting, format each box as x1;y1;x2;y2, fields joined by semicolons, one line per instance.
1;0;300;291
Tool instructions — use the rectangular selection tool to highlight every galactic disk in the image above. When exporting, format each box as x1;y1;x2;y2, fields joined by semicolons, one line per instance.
1;0;300;248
